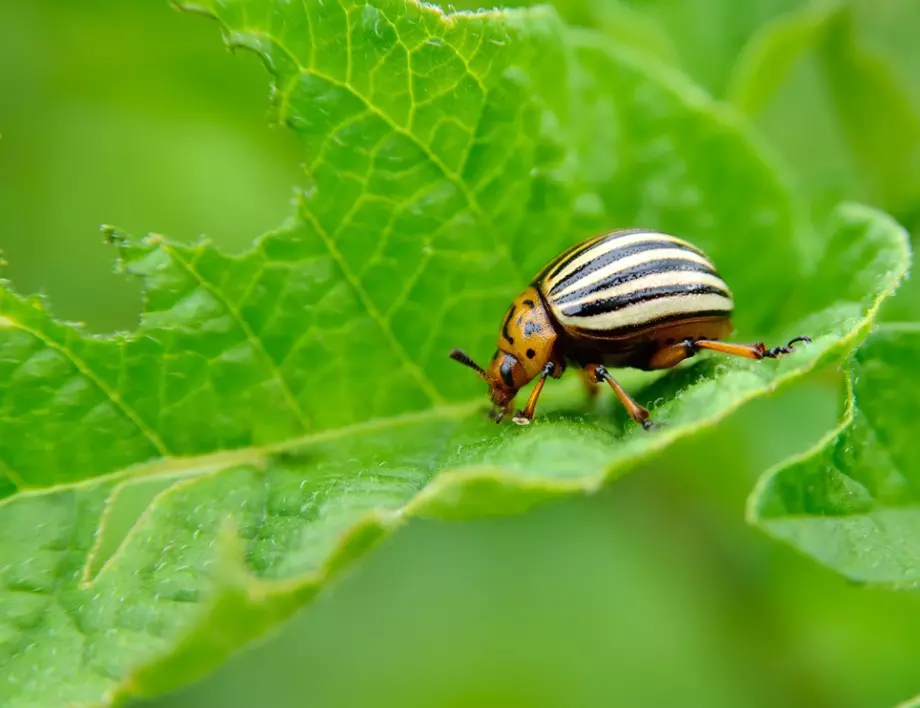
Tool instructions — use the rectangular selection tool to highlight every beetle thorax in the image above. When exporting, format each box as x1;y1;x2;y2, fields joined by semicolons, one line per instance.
494;286;558;382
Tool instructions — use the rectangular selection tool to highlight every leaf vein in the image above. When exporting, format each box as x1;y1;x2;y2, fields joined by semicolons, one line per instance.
2;316;170;458
162;244;313;432
301;209;444;405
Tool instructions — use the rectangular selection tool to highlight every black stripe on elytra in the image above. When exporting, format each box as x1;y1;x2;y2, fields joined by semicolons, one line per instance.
568;309;733;337
541;229;651;281
501;305;516;345
552;258;718;306
560;283;731;319
548;239;706;296
544;241;602;281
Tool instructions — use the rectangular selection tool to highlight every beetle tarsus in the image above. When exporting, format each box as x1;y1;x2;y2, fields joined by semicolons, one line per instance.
763;335;812;359
511;411;532;425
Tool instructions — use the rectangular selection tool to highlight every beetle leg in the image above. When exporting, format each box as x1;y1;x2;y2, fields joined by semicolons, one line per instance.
647;336;810;369
512;362;556;425
580;367;600;402
691;335;811;360
646;340;699;369
585;363;654;431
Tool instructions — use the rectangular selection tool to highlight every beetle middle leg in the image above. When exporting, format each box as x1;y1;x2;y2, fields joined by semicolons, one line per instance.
580;367;600;403
584;363;654;431
646;336;811;370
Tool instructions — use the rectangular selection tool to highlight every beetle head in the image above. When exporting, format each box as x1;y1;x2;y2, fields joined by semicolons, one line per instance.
449;348;529;422
450;287;560;422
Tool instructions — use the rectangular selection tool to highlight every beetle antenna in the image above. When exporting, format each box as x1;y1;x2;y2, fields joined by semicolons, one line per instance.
449;349;489;381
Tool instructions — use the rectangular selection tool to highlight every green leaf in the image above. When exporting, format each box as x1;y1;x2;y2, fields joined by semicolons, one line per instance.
727;2;840;116
615;0;804;97
883;265;920;322
729;2;920;223
447;0;682;67
819;9;920;220
0;0;909;704
749;323;920;588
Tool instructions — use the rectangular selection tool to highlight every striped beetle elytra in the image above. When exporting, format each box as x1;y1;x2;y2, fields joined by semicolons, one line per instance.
450;229;809;428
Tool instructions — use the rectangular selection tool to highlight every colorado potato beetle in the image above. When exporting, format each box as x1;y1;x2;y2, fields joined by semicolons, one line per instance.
450;228;809;428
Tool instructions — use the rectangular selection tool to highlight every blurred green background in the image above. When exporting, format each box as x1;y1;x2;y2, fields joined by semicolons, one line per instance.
2;1;919;707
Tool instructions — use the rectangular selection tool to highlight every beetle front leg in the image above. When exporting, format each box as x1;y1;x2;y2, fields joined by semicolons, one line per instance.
585;363;655;431
511;362;555;425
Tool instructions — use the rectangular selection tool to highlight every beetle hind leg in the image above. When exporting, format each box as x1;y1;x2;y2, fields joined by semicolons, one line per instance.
646;340;697;369
691;335;810;361
646;336;810;369
762;335;812;358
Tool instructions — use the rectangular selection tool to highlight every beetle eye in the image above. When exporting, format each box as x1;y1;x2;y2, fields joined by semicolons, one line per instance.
498;355;517;387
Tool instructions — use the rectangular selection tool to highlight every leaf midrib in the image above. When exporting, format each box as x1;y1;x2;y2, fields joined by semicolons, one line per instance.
164;242;315;430
0;398;482;507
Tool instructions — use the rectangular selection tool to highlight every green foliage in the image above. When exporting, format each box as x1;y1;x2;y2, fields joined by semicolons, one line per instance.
453;0;920;234
728;2;840;116
730;1;920;227
0;0;914;705
751;324;920;587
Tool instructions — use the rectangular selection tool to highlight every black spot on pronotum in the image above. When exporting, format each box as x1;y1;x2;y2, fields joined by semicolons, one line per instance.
499;356;516;387
502;306;516;345
526;348;536;359
523;298;536;309
523;321;543;336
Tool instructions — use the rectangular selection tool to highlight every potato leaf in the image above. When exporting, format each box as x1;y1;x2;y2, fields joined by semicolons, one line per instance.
750;324;920;588
729;2;920;224
0;0;909;704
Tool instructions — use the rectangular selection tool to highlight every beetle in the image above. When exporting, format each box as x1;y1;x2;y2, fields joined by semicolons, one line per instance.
449;228;809;428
